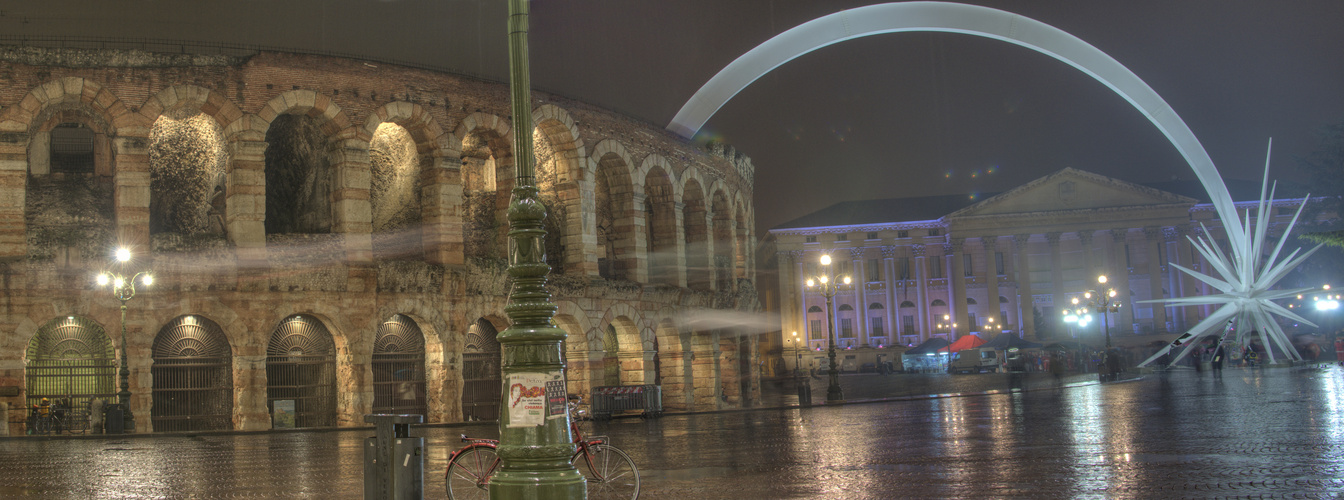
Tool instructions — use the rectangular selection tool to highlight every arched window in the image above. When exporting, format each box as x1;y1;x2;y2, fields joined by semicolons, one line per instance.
930;299;947;307
868;303;885;310
900;301;916;308
50;124;95;173
838;304;854;311
966;298;978;305
808;306;823;313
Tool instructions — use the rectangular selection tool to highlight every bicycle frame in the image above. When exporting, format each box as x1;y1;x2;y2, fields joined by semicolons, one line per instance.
446;409;614;484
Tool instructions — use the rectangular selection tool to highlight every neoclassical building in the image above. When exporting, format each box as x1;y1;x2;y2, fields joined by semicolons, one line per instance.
770;168;1323;369
0;48;760;434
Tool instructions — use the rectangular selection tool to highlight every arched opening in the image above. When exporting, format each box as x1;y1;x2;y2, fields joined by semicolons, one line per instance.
734;202;749;280
645;166;677;285
370;122;424;261
899;300;918;344
148;111;228;243
837;304;856;346
711;190;733;290
373;314;426;416
682;180;709;290
461;318;503;421
461;127;511;261
594;152;635;281
264;114;333;235
533;115;584;274
25;316;116;423
601;324;621;386
868;302;887;345
265;314;337;428
26;115;114;264
806;305;825;342
151;315;233;432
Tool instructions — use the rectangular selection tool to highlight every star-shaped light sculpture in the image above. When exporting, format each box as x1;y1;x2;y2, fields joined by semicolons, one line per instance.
1140;142;1323;367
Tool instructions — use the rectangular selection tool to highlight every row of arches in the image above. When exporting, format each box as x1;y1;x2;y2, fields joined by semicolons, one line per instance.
20;302;752;432
6;77;755;290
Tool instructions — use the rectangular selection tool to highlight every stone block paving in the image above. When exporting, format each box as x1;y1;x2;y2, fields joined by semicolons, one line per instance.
3;365;1344;498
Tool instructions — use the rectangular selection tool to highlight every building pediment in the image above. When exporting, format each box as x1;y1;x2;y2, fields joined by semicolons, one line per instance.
947;168;1198;219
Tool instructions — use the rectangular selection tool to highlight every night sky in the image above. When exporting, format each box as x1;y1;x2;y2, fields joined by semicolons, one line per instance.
9;0;1343;232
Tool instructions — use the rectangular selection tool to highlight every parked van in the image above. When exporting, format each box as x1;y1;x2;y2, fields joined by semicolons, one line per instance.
950;348;999;374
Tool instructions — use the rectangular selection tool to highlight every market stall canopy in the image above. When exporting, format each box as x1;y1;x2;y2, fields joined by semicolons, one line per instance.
940;334;986;353
903;338;952;356
982;333;1042;350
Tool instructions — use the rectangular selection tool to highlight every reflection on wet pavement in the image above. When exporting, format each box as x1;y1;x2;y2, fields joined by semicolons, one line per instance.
3;366;1343;498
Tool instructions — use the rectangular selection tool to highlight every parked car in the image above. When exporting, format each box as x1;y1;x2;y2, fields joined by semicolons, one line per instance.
950;348;999;374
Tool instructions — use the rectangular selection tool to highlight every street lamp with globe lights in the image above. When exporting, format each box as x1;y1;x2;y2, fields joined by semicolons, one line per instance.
1075;275;1121;380
805;253;850;404
95;246;153;433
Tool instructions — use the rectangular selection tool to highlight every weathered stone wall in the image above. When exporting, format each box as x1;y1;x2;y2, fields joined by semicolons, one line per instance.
0;47;761;434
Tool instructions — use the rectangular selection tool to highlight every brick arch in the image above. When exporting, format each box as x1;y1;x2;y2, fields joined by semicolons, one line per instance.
597;303;648;352
680;173;711;290
260;307;363;426
709;184;735;290
590;139;638;281
140;85;245;134
532;103;586;183
1;77;136;134
361;101;447;155
361;102;453;262
237;89;352;140
641;154;680;286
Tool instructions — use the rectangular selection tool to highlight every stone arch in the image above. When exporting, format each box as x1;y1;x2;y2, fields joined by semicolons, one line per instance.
709;185;734;290
455;112;514;261
248;90;358;241
150;314;234;431
142;86;232;240
680;172;710;290
461;315;506;422
596;303;649;386
532;104;588;275
641;155;680;286
363;101;451;262
553;300;596;398
667;1;1240;232
23;315;117;424
12;77;139;261
590;139;639;281
373;299;449;422
264;313;340;428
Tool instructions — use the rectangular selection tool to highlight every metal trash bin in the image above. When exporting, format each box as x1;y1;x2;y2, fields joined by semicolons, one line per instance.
796;378;812;407
591;385;662;419
104;404;124;434
363;414;423;500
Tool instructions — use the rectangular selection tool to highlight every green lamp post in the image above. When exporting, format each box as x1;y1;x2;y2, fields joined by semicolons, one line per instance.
489;0;587;497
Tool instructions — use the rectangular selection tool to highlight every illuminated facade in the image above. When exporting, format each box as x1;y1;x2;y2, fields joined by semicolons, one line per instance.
770;168;1325;365
0;48;760;433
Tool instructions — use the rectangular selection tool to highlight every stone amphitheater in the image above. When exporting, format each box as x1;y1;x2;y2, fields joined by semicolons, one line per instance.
0;47;760;433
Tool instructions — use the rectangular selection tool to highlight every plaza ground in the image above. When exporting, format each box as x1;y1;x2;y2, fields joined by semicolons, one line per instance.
3;366;1343;499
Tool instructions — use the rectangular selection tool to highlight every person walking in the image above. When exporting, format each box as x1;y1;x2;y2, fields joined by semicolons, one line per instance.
1211;343;1225;371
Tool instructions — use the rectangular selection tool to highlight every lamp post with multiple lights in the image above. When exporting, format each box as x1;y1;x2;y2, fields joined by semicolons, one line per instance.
787;331;803;375
805;254;850;404
1074;275;1121;380
95;247;152;433
936;314;956;340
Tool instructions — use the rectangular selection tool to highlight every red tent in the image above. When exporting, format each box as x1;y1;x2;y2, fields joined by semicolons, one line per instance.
940;334;986;353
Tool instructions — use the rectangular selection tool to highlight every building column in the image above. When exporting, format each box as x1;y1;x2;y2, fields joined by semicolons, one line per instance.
793;251;809;344
949;238;969;338
912;244;929;343
881;245;898;339
776;250;799;345
1047;232;1065;310
1144;227;1168;333
1110;228;1134;332
981;235;1000;333
627;192;649;283
1077;230;1095;277
850;248;868;344
1014;234;1037;339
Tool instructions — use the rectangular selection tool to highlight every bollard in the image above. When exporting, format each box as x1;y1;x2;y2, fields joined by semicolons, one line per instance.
364;414;424;500
796;377;812;407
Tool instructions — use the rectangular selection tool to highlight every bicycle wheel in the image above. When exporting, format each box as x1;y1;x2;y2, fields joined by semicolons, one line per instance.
574;443;639;500
445;446;499;500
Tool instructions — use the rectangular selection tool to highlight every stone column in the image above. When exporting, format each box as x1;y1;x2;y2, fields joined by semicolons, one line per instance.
0;130;28;258
949;239;969;337
422;151;464;266
227;139;269;267
1076;230;1093;277
704;210;719;291
1144;227;1168;333
234;354;270;431
1014;234;1037;339
881;245;898;339
671;202;688;287
627;192;648;283
981;236;1000;331
1047;232;1065;309
1110;228;1134;331
913;244;929;342
330;139;373;264
112;135;151;249
850;248;868;344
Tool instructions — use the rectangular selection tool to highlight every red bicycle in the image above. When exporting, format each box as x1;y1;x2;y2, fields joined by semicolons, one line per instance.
444;399;639;499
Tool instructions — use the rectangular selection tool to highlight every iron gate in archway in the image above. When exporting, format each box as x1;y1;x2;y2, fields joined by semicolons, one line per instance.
461;319;501;421
25;316;116;413
373;314;426;416
266;315;337;428
151;315;233;432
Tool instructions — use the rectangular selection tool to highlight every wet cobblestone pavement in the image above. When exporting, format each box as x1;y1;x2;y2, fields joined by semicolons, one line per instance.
4;366;1344;499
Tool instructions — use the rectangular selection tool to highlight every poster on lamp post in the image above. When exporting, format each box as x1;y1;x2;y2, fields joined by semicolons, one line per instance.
507;371;563;428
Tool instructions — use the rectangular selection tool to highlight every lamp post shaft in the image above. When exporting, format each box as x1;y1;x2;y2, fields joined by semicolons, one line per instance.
490;0;586;497
118;300;135;433
824;294;844;403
